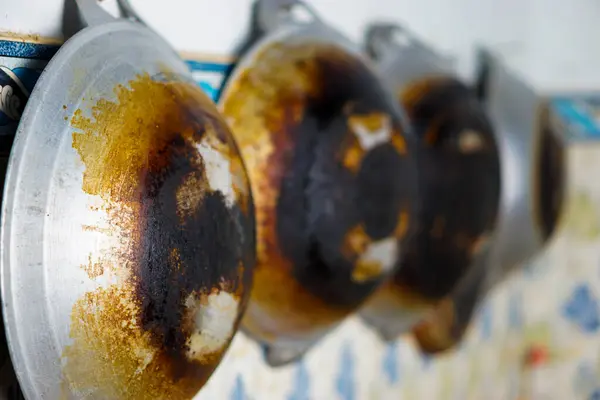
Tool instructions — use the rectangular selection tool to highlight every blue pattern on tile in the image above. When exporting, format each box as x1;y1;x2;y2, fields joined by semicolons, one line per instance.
421;352;433;370
336;343;356;400
479;302;493;340
287;360;310;400
0;39;59;60
523;255;549;279
382;341;399;384
573;360;597;395
562;283;600;334
508;290;523;330
230;375;247;400
185;60;234;74
589;388;600;400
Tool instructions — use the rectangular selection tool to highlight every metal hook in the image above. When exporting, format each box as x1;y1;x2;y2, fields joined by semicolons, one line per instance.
256;0;321;33
75;0;115;27
365;23;410;61
365;22;454;75
116;0;148;26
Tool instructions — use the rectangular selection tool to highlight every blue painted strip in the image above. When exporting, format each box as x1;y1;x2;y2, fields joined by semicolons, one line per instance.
552;98;600;138
0;40;60;60
198;81;219;102
185;60;234;73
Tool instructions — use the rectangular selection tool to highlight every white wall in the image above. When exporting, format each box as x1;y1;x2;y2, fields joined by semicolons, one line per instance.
2;0;598;90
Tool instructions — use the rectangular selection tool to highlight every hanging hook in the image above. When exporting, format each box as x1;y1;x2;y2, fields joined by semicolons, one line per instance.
116;0;148;26
365;23;411;61
74;0;115;27
256;0;321;33
366;22;454;75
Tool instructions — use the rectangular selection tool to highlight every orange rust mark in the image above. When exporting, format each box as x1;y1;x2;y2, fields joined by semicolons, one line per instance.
81;253;105;279
352;259;383;282
64;73;248;398
341;224;371;260
394;211;410;239
230;156;251;215
345;212;408;283
399;75;449;116
341;136;364;173
390;133;407;155
412;298;457;353
62;286;223;399
81;224;112;234
175;171;206;222
341;114;407;173
420;113;446;146
71;75;215;203
347;112;387;132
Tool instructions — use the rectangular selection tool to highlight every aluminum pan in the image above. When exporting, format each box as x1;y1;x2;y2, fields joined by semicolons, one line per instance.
1;19;254;399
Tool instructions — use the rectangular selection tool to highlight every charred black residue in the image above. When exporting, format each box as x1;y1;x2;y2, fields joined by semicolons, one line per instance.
133;105;254;374
275;50;418;307
395;77;500;300
415;244;492;354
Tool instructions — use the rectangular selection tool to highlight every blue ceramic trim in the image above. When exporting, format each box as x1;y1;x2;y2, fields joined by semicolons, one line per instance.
0;39;60;60
0;39;234;133
185;60;234;74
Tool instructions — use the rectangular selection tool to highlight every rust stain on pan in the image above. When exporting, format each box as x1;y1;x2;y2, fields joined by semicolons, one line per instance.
221;41;416;342
411;298;457;353
362;76;500;340
412;248;491;354
62;73;255;399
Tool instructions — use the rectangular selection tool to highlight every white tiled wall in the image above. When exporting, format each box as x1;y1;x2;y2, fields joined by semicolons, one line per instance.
2;0;598;88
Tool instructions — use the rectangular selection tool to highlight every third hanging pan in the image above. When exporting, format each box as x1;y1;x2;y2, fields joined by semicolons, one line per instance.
412;49;567;354
358;23;501;342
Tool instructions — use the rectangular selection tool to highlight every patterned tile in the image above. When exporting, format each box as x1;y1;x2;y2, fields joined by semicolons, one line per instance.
562;283;600;334
230;375;247;400
382;342;400;384
287;361;310;400
336;343;356;400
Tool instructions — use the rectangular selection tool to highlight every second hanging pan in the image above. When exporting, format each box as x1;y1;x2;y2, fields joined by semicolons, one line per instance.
218;1;419;366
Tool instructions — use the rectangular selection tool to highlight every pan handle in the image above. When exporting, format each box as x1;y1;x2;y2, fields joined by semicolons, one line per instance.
116;0;148;26
365;23;414;61
256;0;323;33
75;0;115;27
365;22;454;70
